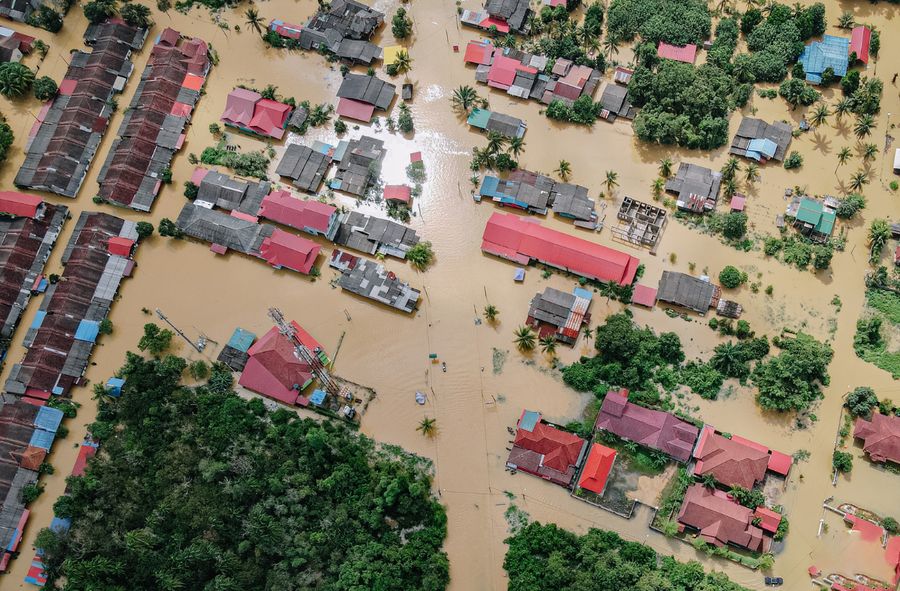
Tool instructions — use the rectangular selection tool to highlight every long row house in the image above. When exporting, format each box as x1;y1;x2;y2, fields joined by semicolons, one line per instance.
290;0;383;65
478;169;597;227
96;28;210;211
15;21;147;198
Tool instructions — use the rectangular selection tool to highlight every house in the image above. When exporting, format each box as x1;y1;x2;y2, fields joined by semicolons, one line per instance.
753;506;783;535
631;284;658;308
330;136;386;197
4;213;139;401
0;0;58;23
656;271;720;315
329;249;420;313
787;196;836;241
595;388;699;462
97;30;210;211
548;181;596;223
335;74;395;121
657;42;697;64
692;426;792;489
259;229;319;274
268;19;302;41
383;185;412;205
506;409;587;487
598;83;635;122
478;175;552;215
175;203;269;255
466;108;527;138
460;9;511;34
463;39;494;65
0;192;42;218
484;0;532;33
220;88;293;139
665;163;722;213
0;35;21;63
853;412;900;465
486;53;538;91
238;323;326;406
799;35;850;83
730;194;746;212
298;0;383;65
576;443;617;496
526;287;592;345
275;144;332;193
333;210;419;258
482;212;640;286
15;22;146;198
729;118;793;162
677;485;771;553
192;168;272;213
258;190;339;238
613;66;633;85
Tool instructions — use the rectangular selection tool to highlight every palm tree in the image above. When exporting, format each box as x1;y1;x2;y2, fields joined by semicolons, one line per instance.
721;156;741;181
836;146;852;171
701;473;718;489
483;304;499;323
507;136;525;158
539;335;557;357
833;97;851;119
862;142;878;162
486;130;507;155
417;417;437;437
659;158;673;178
867;218;890;265
604;170;619;194
602;35;620;58
0;62;35;98
555;160;572;181
393;50;413;75
245;7;264;36
513;326;536;352
744;162;760;184
810;103;830;127
723;177;738;198
651;177;665;200
710;341;745;377
854;114;875;139
451;85;479;112
837;10;854;28
849;170;869;191
581;325;593;340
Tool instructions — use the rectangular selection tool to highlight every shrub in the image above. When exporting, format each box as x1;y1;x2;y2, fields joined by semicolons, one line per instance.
883;517;899;534
845;386;878;418
783;151;803;169
718;265;746;289
0;62;35;98
33;76;58;101
26;5;63;32
391;7;412;39
0;117;13;163
835;193;866;218
135;221;154;240
832;450;853;473
22;482;44;504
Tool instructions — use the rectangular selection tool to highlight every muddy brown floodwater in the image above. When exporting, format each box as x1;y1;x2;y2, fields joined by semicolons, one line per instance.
1;0;899;589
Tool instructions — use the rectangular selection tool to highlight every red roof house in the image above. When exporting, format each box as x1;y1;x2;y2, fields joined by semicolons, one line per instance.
507;410;587;487
850;26;871;64
107;236;135;257
158;27;180;46
594;389;699;461
71;443;97;477
482;212;640;286
657;42;697;64
463;40;494;65
238;325;316;406
693;427;771;489
259;228;319;274
577;443;617;495
753;506;783;534
0;192;42;218
677;484;771;552
853;412;900;464
258;190;336;235
336;97;376;122
221;88;260;127
631;284;658;308
383;184;412;204
487;54;537;90
247;99;291;139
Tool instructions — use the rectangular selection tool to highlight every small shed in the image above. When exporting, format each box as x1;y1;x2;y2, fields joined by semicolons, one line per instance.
310;389;327;405
106;377;125;397
107;236;134;257
631;284;658;308
227;328;256;353
730;194;746;212
384;184;412;204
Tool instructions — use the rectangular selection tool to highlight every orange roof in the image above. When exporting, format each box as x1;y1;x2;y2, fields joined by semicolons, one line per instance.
514;421;584;473
752;506;782;533
577;443;616;495
182;73;205;91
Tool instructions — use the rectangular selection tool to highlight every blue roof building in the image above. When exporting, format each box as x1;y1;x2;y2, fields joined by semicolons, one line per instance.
310;389;327;406
74;319;100;343
799;35;850;83
226;328;256;353
106;377;126;397
34;406;64;433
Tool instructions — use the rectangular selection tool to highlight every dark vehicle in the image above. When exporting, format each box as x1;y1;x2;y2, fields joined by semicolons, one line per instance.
764;577;784;586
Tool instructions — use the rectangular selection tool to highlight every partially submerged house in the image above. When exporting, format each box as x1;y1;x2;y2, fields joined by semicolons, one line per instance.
329;249;420;313
526;286;592;345
4;212;140;402
335;73;395;121
677;485;772;553
692;426;792;489
664;163;722;213
97;29;210;211
0;195;68;358
507;409;587;488
466;108;526;138
333;210;419;258
275;143;332;193
595;388;699;462
192;168;271;214
221;87;293;140
786;195;836;242
853;412;899;465
461;0;531;34
259;229;319;274
482;212;639;285
575;443;617;497
330;135;385;197
850;26;871;64
217;327;256;372
15;21;146;198
257;190;339;239
799;35;850;83
598;83;635;122
0;28;31;63
0;0;57;24
656;271;720;315
657;42;697;64
729;118;792;163
478;174;552;215
299;0;384;65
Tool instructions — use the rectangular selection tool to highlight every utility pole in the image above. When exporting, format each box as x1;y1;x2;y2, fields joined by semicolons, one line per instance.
155;309;203;353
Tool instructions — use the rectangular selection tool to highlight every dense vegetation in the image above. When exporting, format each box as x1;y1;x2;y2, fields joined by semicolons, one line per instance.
199;147;270;179
853;286;900;378
37;352;449;590
504;522;750;591
738;3;824;83
607;0;710;45
0;114;13;164
752;332;833;411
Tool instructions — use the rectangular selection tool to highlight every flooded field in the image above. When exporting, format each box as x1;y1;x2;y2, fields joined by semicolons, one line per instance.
1;0;899;589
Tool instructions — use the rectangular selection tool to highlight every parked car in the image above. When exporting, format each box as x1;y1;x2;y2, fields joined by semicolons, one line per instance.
764;577;784;586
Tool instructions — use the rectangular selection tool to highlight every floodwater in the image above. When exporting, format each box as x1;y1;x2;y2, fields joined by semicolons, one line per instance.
1;0;899;589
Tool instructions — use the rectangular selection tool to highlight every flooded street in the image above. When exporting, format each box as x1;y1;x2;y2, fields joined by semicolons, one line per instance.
1;0;899;589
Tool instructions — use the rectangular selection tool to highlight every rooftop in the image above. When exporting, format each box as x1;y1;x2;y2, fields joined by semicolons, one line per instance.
677;485;771;553
656;271;718;314
576;443;617;495
854;412;900;464
507;409;586;487
729;118;793;162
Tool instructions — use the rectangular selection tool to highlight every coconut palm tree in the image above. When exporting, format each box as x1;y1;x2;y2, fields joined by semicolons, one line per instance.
513;326;536;352
486;130;507;155
701;473;718;489
710;341;745;377
581;325;593;340
539;335;557;357
854;114;875;139
837;10;854;29
744;162;760;184
451;85;479;112
483;304;499;323
721;156;741;181
836;146;852;171
245;7;264;36
659;158;673;178
810;103;830;127
555;160;572;181
602;35;620;58
393;50;413;75
651;177;665;200
507;136;525;158
0;62;35;98
862;142;878;162
604;170;618;194
849;170;869;191
833;97;851;119
417;417;437;437
868;218;890;265
723;177;738;198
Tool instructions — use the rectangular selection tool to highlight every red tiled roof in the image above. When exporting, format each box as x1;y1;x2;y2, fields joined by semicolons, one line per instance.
482;212;640;286
238;325;315;405
158;27;180;46
383;184;411;204
577;443;616;495
259;228;319;274
71;443;97;477
514;420;584;473
463;40;494;65
596;389;699;461
19;446;46;471
694;427;770;489
259;190;336;233
753;506;782;533
480;15;510;33
0;192;42;218
107;236;134;257
850;26;871;64
657;42;697;64
487;54;537;89
854;413;900;464
678;485;771;552
221;88;261;127
336;97;376;122
247;99;291;139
